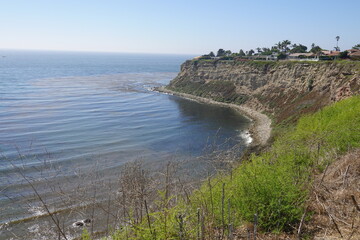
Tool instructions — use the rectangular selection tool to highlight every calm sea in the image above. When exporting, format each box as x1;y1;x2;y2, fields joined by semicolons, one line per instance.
0;50;250;239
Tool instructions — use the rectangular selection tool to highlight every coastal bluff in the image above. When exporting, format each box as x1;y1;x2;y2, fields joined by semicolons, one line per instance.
167;60;360;123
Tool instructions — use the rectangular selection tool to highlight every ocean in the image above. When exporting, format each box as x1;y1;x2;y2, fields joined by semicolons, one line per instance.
0;50;250;239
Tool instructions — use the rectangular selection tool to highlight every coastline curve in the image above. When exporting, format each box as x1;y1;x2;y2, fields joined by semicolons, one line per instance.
155;86;272;146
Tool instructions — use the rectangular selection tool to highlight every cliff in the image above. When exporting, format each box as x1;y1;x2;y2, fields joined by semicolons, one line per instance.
167;60;360;123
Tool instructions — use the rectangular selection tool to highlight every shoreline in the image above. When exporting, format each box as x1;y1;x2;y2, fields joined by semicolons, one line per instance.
155;86;272;146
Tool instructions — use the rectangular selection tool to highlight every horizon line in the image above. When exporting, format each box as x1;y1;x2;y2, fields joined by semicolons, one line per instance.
0;48;199;56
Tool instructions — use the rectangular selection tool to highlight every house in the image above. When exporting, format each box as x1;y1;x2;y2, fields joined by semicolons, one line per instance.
347;49;360;60
316;50;341;60
249;54;277;61
347;49;360;54
266;54;278;61
321;50;340;57
288;52;315;60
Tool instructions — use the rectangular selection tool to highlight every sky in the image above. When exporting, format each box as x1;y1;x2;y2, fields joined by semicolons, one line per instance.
1;0;359;55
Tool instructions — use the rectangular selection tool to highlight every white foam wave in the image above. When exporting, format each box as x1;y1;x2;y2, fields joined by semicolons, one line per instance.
240;130;253;145
28;206;47;217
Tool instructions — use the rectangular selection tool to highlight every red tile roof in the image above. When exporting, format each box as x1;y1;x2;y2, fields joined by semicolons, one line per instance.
322;50;340;56
349;51;360;56
346;49;360;53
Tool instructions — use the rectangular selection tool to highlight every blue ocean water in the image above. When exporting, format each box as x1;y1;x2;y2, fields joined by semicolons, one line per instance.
0;50;250;238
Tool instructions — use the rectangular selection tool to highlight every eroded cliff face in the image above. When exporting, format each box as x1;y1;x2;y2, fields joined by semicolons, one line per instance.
167;60;360;123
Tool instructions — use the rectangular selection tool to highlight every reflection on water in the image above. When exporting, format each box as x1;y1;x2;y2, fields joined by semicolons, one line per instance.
151;95;250;153
171;95;248;129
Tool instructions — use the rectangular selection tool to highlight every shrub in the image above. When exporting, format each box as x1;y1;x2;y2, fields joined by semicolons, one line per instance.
339;51;349;59
307;79;314;91
277;53;287;60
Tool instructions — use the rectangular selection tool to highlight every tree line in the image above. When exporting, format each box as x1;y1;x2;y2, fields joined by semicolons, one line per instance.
205;40;360;58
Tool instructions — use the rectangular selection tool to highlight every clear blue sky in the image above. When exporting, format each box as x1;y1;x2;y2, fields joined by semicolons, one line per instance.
1;0;359;54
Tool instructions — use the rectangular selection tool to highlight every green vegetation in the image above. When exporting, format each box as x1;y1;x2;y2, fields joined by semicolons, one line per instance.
247;49;255;56
197;38;360;62
82;95;360;239
335;36;340;51
168;80;249;105
290;44;307;53
216;48;225;57
276;40;292;53
339;50;349;59
239;49;245;56
307;79;314;91
310;45;322;54
277;52;287;60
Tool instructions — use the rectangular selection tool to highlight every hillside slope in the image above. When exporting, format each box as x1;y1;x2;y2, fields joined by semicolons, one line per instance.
102;95;360;240
168;60;360;123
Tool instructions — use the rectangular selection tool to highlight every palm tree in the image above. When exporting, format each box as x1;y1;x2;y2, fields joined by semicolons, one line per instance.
281;40;291;53
335;36;340;51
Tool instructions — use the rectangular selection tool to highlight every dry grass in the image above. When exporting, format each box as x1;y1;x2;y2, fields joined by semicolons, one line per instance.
305;149;360;239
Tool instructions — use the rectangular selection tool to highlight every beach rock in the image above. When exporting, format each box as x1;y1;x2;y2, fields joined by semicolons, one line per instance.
72;218;91;227
83;218;91;224
73;221;84;227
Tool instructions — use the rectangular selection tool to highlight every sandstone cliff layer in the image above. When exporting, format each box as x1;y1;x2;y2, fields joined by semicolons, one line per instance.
167;60;360;123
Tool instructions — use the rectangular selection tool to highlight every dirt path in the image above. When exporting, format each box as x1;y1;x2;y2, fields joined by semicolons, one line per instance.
156;87;272;146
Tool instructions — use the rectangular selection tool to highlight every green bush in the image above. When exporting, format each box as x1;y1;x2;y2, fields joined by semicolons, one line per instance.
277;53;287;60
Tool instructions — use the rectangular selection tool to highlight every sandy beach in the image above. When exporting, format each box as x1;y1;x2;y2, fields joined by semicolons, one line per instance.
156;86;272;146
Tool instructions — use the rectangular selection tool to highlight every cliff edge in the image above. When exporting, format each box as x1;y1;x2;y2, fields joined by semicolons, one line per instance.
167;60;360;124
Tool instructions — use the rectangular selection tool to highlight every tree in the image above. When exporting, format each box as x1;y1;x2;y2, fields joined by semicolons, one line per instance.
281;40;292;53
209;51;215;57
271;46;279;53
225;50;232;56
310;46;322;55
256;47;262;54
277;52;287;60
200;54;212;60
247;49;254;56
261;47;272;55
216;49;226;57
290;44;308;53
335;36;340;51
239;49;246;56
339;51;349;59
353;44;360;50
